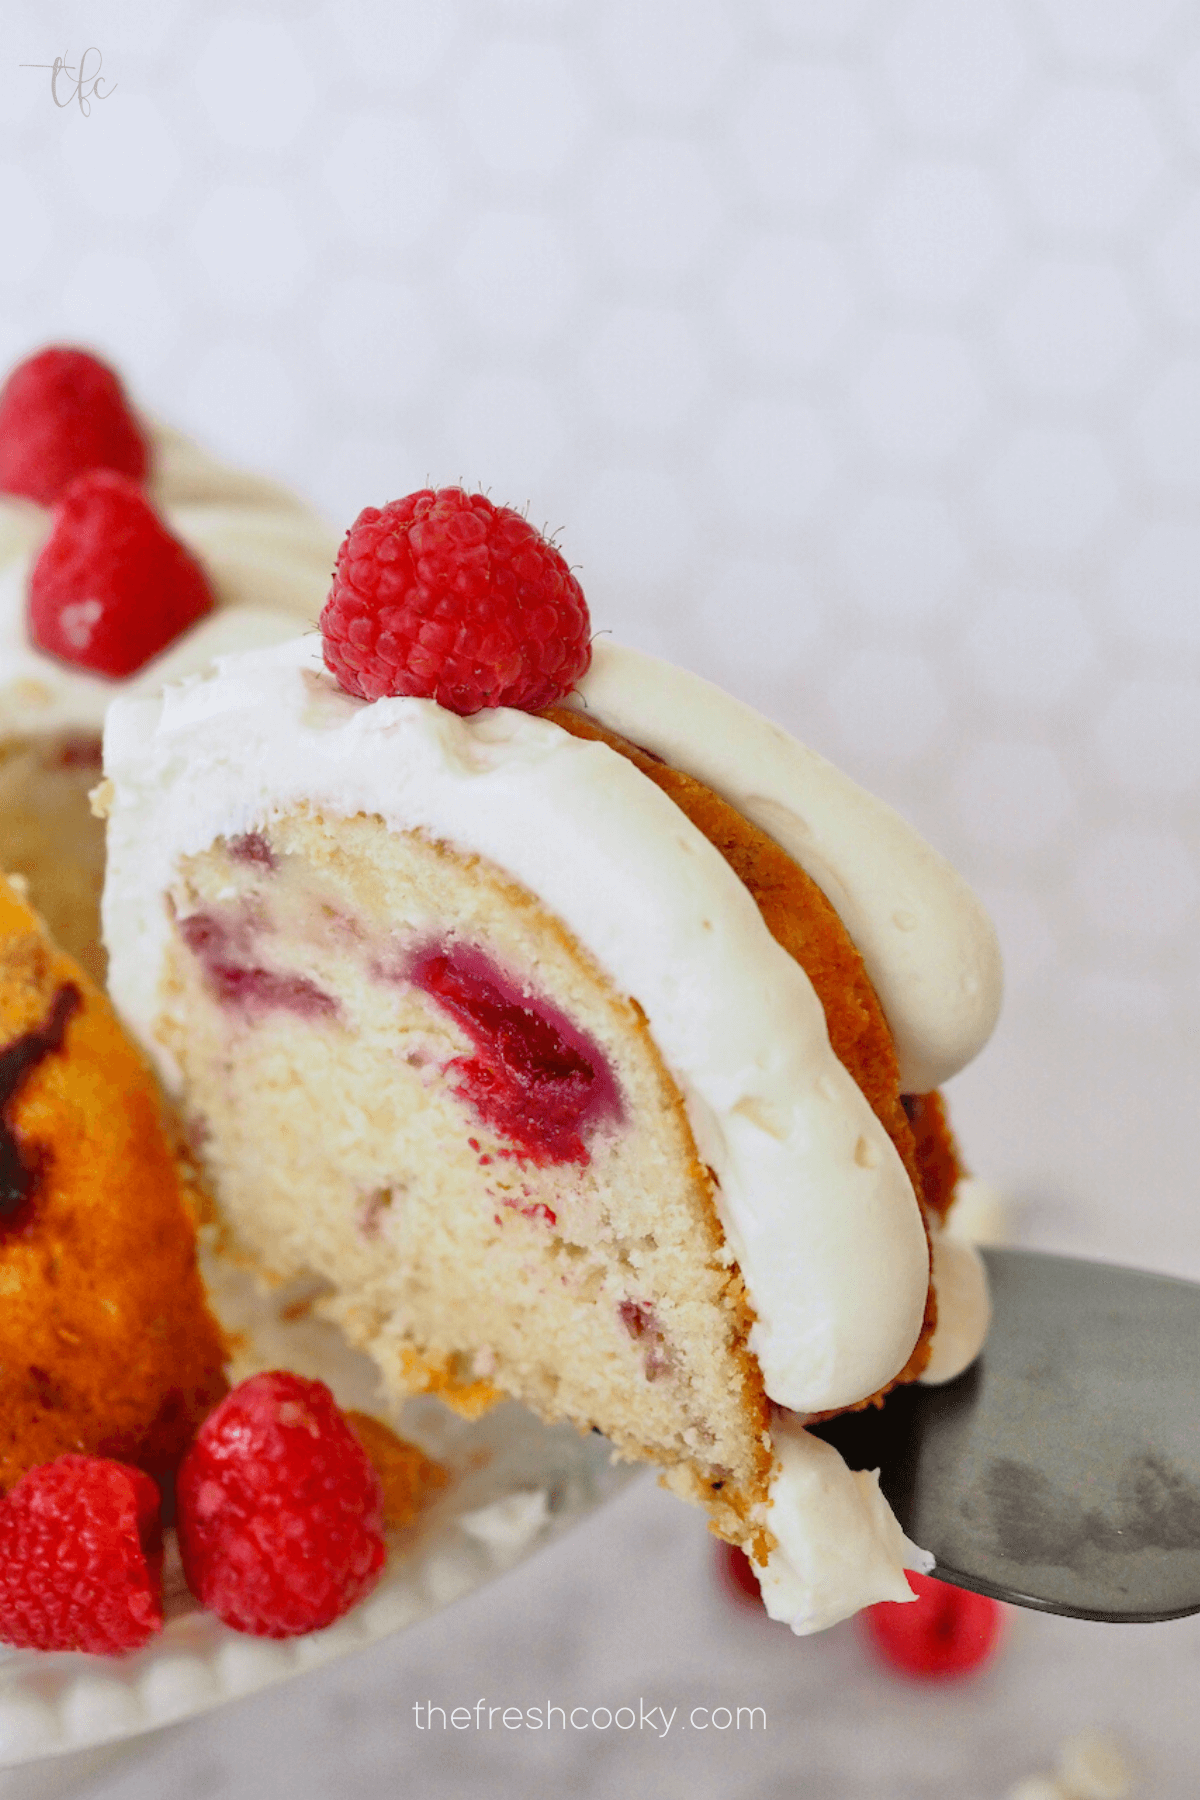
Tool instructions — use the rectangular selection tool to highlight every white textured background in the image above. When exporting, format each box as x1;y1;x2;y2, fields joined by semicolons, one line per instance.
3;1;1200;1795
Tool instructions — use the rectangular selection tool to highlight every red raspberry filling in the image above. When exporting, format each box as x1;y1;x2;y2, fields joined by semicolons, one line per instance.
861;1570;1005;1679
28;469;215;678
320;487;592;714
0;1456;163;1655
177;909;339;1022
0;346;148;505
176;1372;386;1639
409;942;623;1166
617;1299;671;1380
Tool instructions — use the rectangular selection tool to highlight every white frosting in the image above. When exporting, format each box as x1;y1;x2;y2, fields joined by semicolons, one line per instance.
569;643;1003;1094
102;634;931;1418
0;421;340;737
757;1415;934;1634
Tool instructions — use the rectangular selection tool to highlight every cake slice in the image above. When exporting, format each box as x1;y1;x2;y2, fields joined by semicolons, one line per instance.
0;873;227;1491
0;346;340;980
99;489;1000;1632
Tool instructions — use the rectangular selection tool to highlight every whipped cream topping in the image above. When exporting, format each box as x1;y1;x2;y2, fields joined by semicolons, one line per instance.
569;643;1003;1094
102;634;932;1419
0;421;340;738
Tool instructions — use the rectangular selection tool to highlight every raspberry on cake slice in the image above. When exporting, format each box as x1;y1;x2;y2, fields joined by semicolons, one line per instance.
320;487;591;711
0;344;343;983
28;469;215;678
99;489;1001;1635
0;346;148;506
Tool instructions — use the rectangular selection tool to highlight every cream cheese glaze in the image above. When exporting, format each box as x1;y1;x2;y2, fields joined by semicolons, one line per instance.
100;631;999;1634
0;421;339;738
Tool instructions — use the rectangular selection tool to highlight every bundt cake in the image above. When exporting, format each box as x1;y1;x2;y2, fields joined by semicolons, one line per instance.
0;346;340;980
98;610;1000;1632
0;872;227;1492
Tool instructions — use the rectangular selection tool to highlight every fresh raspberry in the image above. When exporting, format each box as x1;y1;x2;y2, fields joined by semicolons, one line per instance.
28;469;214;678
861;1570;1005;1679
320;487;592;713
0;1456;163;1655
176;1372;386;1639
0;346;148;505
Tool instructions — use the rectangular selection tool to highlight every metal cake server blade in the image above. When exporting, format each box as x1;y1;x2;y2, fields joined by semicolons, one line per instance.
814;1247;1200;1623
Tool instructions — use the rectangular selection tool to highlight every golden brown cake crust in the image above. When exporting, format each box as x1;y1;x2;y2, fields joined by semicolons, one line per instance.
0;876;227;1491
902;1090;962;1224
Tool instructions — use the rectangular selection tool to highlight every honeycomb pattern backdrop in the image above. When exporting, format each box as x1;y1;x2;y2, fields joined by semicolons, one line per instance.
5;0;1200;1053
3;2;1200;1796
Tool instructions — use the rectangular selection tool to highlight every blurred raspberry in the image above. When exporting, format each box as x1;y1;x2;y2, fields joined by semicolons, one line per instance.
861;1570;1005;1678
0;1456;163;1655
28;469;214;677
0;346;148;505
176;1371;386;1639
320;486;591;713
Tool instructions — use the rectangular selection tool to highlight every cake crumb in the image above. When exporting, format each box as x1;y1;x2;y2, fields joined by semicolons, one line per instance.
4;678;53;709
1058;1731;1134;1800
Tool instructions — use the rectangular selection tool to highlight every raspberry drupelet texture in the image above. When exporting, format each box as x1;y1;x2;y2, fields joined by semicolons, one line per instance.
28;469;214;678
176;1372;386;1639
0;1456;163;1655
320;487;592;713
0;346;148;506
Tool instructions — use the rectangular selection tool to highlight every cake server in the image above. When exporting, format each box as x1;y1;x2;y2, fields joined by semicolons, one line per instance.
814;1247;1200;1623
